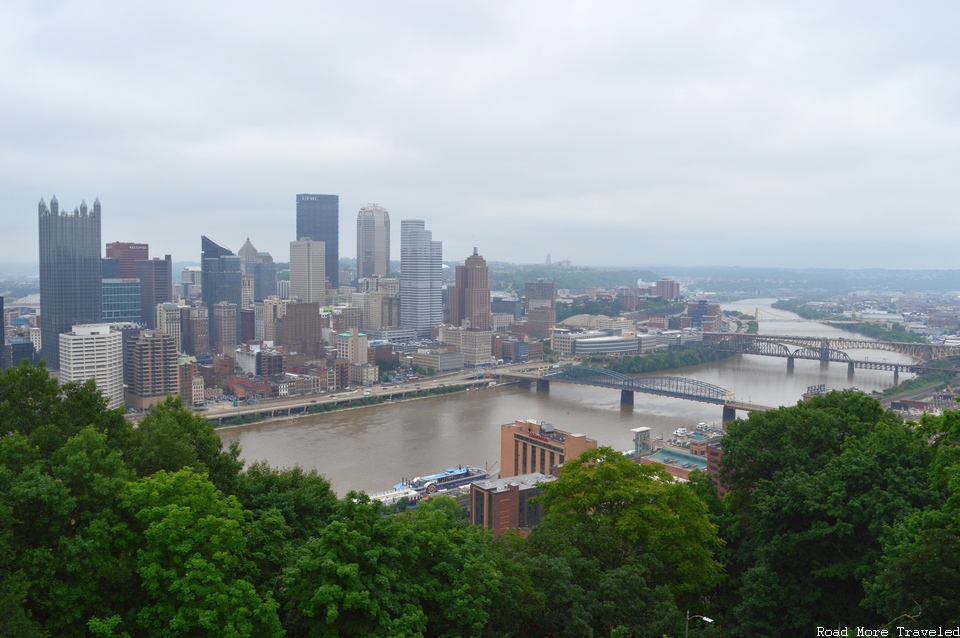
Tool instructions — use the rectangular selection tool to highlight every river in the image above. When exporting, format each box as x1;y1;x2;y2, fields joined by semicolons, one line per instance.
219;298;914;495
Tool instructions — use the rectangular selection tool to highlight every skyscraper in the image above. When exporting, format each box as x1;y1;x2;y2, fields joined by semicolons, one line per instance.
449;248;492;330
296;194;339;289
105;242;149;278
200;236;242;349
400;220;442;337
38;196;103;369
289;239;326;303
135;255;173;328
58;324;123;409
356;204;390;281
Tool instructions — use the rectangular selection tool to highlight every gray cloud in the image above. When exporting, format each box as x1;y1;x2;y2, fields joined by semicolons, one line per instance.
2;1;958;268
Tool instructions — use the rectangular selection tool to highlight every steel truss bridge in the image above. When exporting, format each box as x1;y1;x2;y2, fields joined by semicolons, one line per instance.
704;333;960;362
499;365;772;421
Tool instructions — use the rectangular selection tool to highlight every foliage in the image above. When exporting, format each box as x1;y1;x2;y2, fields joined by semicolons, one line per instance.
771;298;841;320
487;264;658;295
556;298;624;322
537;447;724;598
606;346;734;374
830;321;928;344
719;391;941;635
877;368;957;399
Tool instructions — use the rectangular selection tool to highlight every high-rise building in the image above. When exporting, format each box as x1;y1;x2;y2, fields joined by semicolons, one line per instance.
280;301;322;358
289;239;326;304
0;296;7;370
125;330;178;410
357;204;390;281
212;302;238;355
58;324;123;409
105;242;149;278
156;303;183;352
296;194;339;289
39;196;103;369
237;237;278;302
400;220;442;337
180;304;210;356
201;237;242;350
525;280;557;310
449;248;491;330
102;279;142;324
135;255;173;329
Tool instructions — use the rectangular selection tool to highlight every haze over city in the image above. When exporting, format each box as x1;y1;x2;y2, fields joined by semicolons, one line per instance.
2;1;959;268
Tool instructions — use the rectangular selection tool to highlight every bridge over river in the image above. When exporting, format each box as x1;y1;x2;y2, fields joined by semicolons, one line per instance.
702;333;960;381
498;365;773;423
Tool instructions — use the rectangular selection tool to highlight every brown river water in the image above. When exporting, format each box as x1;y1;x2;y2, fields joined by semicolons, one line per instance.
219;299;914;494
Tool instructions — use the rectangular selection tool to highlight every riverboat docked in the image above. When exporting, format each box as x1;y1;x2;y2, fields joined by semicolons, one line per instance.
394;466;492;495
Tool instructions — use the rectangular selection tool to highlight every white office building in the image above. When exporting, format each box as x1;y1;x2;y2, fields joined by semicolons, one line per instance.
58;323;124;410
400;220;442;337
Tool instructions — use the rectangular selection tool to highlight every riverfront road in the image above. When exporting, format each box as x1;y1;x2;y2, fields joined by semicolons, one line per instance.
202;365;543;424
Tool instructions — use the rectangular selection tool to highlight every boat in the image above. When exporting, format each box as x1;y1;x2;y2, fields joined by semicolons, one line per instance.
394;466;493;495
673;427;689;437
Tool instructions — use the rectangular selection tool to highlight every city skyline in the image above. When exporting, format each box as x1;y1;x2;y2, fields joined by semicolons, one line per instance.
3;3;960;269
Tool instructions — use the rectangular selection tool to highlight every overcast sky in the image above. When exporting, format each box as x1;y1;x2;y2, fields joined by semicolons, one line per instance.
2;1;958;269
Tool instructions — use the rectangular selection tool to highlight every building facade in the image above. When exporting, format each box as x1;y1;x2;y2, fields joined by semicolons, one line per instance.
470;473;555;537
289;239;326;303
125;330;178;409
400;220;442;337
357;204;390;281
39;196;103;369
135;255;173;329
105;242;149;279
102;279;142;324
449;248;491;330
58;323;123;409
296;194;339;289
500;419;597;479
201;236;242;349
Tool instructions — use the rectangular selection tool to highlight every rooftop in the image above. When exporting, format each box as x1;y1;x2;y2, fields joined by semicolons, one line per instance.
473;472;555;494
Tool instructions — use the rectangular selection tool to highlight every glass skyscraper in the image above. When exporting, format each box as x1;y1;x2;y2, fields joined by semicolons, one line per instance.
200;236;242;349
400;220;443;337
296;194;339;288
38;196;103;369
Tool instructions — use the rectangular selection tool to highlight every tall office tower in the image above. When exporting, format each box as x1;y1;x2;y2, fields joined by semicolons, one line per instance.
356;204;390;281
102;279;142;324
259;296;287;343
125;330;178;410
0;296;7;370
180;267;202;300
212;302;238;355
156;303;183;352
58;324;123;409
201;237;242;350
296;194;339;289
241;274;255;309
400;220;442;337
289;239;326;303
101;258;121;279
106;242;149;278
238;237;259;274
449;248;492;330
135;255;173;329
525;280;557;310
180;304;210;356
38;196;103;369
280;301;322;358
251;256;277;302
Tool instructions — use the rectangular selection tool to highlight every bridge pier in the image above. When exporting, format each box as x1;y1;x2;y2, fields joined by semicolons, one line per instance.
518;379;531;389
620;390;634;405
536;379;550;392
786;356;794;371
722;405;737;424
894;367;899;384
847;362;855;377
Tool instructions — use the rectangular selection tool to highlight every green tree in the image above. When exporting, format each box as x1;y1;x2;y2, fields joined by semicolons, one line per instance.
536;447;724;599
721;392;938;635
112;469;283;637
